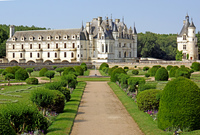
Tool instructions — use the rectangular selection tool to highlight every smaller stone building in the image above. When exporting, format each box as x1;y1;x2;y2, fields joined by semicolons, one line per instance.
177;14;198;60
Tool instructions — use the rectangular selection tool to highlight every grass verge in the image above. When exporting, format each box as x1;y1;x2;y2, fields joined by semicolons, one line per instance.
47;81;86;135
108;82;171;135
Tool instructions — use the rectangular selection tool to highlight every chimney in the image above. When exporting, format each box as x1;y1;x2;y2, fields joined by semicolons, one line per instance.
115;19;120;24
86;22;90;33
10;25;15;38
98;17;102;27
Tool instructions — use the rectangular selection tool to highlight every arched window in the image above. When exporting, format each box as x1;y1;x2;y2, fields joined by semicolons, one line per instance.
105;44;108;53
119;51;121;58
13;53;15;58
124;52;126;58
71;52;74;58
30;53;32;58
72;43;75;48
37;53;40;58
102;44;104;52
78;54;79;57
20;53;22;58
48;52;50;58
64;52;67;57
55;53;57;58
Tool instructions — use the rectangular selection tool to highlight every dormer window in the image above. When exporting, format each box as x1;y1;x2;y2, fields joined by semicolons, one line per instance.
38;36;42;41
183;35;186;40
12;37;16;41
77;35;80;40
47;36;51;40
29;36;33;41
55;35;59;40
63;35;67;40
21;37;24;41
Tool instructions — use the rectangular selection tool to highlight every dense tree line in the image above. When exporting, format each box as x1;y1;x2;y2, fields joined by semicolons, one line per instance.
0;24;46;58
137;32;177;60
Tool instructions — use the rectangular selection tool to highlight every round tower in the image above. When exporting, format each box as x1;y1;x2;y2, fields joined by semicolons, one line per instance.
9;25;15;38
188;19;196;37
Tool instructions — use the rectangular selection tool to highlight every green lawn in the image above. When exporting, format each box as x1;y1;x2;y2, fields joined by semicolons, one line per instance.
99;70;109;76
47;81;86;135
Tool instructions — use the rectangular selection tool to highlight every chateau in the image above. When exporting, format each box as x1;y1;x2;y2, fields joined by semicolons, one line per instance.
6;17;137;64
177;14;198;60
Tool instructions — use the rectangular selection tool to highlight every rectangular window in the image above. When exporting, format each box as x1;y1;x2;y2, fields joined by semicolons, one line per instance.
183;45;186;50
30;44;32;49
39;44;41;49
56;43;58;48
48;52;50;58
20;53;22;58
30;53;32;58
81;54;83;57
64;43;66;48
119;51;121;58
13;45;15;49
13;53;15;58
21;44;23;49
64;52;67;57
55;53;57;58
72;43;75;48
37;53;40;58
183;35;186;40
48;44;50;49
119;43;121;47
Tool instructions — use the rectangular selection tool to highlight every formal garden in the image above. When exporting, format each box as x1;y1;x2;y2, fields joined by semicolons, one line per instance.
1;61;200;134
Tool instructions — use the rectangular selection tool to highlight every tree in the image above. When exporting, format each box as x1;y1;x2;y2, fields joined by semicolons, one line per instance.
15;68;29;81
56;68;64;76
26;68;33;76
45;71;55;82
5;73;14;86
176;50;183;61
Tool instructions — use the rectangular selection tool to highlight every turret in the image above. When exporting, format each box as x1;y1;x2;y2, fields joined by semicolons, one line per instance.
188;19;196;37
9;25;15;38
115;19;120;24
98;17;102;27
86;22;90;33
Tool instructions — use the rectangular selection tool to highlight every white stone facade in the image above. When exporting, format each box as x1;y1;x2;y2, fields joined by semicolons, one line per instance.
177;14;198;60
6;17;137;64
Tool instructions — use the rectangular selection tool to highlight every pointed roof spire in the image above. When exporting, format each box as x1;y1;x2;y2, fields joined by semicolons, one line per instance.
133;22;137;34
122;16;124;23
81;21;84;31
189;18;196;28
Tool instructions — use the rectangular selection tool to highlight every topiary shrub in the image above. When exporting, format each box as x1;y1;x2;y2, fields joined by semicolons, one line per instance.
50;90;65;113
25;78;38;84
148;65;160;76
166;65;173;71
145;73;150;78
128;77;145;94
158;77;200;131
39;68;48;77
180;65;185;68
0;102;47;134
80;63;87;71
110;68;126;82
74;66;84;76
143;66;149;71
155;67;169;81
108;66;117;76
0;113;16;135
15;68;29;81
99;63;109;70
55;68;64;76
169;66;179;77
191;62;200;71
132;70;139;75
5;73;15;86
190;69;194;73
60;87;71;101
138;83;157;92
26;68;33;76
137;89;161;111
2;70;7;76
62;74;78;89
102;67;109;74
63;67;75;75
124;66;129;70
175;67;191;79
118;73;130;89
45;71;55;82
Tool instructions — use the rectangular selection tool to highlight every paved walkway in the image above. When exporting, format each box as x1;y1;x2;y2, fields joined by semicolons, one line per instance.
70;71;143;135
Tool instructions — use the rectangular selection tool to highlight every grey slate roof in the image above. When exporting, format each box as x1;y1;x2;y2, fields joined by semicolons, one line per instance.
189;20;195;28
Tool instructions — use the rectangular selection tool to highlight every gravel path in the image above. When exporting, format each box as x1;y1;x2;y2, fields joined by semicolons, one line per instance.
70;71;144;135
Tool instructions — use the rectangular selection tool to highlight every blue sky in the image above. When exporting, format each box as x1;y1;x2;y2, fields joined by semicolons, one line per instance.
0;0;200;34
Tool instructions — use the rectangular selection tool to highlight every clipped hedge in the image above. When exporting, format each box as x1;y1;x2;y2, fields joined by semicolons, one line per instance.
60;87;71;101
155;67;168;81
143;66;149;71
110;68;126;82
0;113;16;135
138;83;157;92
148;65;160;76
145;73;150;78
175;67;191;79
137;89;161;111
50;90;65;113
132;69;139;75
15;68;29;81
191;62;200;71
99;63;109;70
169;66;179;77
25;78;38;84
158;77;200;131
166;65;173;71
39;68;48;77
74;66;84;75
128;77;145;92
63;67;75;75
